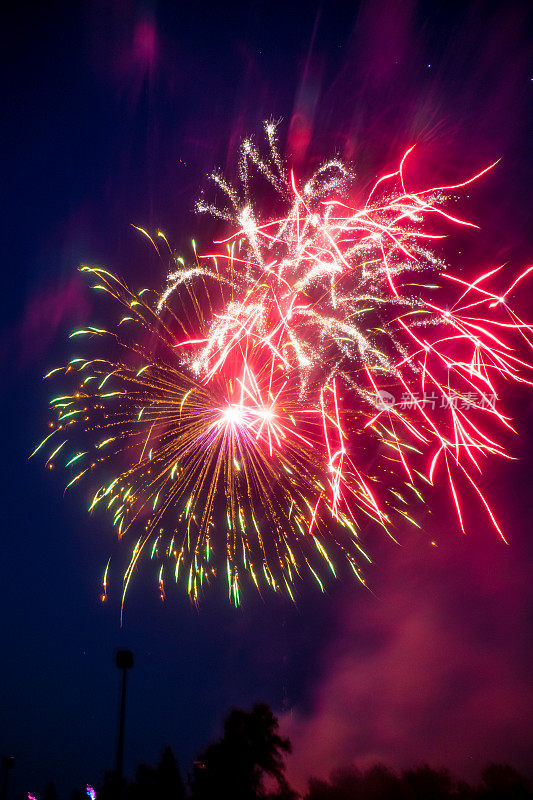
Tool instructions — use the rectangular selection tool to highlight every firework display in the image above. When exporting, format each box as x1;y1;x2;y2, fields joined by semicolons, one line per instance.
33;122;533;607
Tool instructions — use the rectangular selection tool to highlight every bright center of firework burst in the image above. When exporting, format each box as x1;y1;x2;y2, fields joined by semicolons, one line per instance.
218;403;275;433
222;405;244;426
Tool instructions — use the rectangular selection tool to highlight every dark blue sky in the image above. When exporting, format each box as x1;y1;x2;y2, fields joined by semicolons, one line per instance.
1;1;532;797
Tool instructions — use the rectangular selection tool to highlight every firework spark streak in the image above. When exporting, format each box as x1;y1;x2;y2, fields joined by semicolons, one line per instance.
34;122;532;608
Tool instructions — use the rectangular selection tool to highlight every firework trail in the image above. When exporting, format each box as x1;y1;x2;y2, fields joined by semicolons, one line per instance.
33;268;374;609
34;122;533;607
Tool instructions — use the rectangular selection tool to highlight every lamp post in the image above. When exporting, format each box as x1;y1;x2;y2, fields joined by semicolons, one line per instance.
115;649;134;795
1;757;14;800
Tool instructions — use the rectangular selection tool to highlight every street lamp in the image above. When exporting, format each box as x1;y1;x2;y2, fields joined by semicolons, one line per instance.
115;649;134;793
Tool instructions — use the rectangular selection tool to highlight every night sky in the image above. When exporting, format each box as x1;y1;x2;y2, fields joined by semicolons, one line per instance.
1;1;532;797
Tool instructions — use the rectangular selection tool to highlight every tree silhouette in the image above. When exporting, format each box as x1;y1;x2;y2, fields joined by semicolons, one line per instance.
190;703;295;800
156;747;185;800
363;765;403;800
307;767;363;800
480;763;531;799
306;761;533;800
98;768;121;800
455;779;478;800
126;747;185;800
403;764;452;800
127;762;158;800
306;765;402;800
